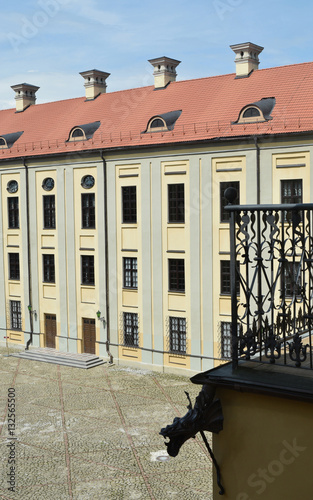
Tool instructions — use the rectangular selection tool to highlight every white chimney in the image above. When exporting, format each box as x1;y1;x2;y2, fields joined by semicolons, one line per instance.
11;83;39;112
230;42;264;78
148;56;180;89
80;69;110;100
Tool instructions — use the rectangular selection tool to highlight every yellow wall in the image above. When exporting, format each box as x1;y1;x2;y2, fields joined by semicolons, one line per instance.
213;387;313;499
1;172;24;344
212;157;246;360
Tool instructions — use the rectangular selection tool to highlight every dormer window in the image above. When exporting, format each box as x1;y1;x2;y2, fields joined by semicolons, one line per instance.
239;106;263;123
67;121;101;142
234;97;276;125
143;110;182;134
69;127;86;141
0;137;7;149
0;131;23;149
148;117;167;132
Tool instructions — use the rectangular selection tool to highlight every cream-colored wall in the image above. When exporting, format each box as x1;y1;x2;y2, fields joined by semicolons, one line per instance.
212;157;246;360
1;172;24;344
272;151;310;203
35;170;59;348
213;386;313;499
116;164;142;362
73;166;100;354
161;160;190;369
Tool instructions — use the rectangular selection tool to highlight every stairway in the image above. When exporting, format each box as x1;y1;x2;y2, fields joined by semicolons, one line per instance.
12;347;106;369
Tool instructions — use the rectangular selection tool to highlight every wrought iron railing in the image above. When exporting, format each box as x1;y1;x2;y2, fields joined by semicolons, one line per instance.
225;188;313;370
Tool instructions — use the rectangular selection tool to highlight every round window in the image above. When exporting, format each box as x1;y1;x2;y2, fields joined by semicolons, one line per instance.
7;180;18;193
42;177;55;191
81;175;95;189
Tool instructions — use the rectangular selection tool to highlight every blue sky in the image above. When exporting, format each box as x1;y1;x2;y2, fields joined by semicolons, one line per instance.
0;0;312;109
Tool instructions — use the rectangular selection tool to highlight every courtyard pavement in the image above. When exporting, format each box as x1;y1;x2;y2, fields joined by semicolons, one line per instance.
0;346;213;499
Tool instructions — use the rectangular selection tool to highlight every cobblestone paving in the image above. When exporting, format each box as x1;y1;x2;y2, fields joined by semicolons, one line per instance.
0;347;213;499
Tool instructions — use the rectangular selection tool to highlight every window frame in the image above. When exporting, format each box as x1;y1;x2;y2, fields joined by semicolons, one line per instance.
10;300;22;330
43;195;56;229
220;181;240;223
8;253;20;281
281;179;303;205
123;257;138;289
81;192;96;229
220;260;240;296
81;255;95;286
169;316;186;354
8;197;19;229
168;183;185;223
43;254;55;283
168;258;185;293
123;312;139;347
122;186;137;223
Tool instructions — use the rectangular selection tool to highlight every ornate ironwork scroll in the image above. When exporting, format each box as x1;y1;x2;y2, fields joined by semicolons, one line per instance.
225;189;313;370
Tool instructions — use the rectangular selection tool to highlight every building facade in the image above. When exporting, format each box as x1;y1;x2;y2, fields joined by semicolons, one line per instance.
1;42;313;374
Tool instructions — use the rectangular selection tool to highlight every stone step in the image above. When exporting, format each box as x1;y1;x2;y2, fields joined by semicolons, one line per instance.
12;348;106;369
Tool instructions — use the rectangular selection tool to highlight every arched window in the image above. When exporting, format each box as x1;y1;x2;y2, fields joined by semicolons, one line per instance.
0;137;7;148
70;128;85;140
147;117;167;132
242;107;260;118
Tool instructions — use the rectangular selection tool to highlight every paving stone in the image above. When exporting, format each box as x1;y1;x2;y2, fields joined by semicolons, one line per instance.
0;347;213;499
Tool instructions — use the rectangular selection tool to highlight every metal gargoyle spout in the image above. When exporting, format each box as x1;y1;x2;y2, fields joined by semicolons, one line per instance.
160;384;225;495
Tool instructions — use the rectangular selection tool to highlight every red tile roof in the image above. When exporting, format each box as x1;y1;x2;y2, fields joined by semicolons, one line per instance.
1;61;313;159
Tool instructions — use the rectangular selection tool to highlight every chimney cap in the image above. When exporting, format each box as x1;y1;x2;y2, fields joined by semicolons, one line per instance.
11;83;40;92
79;69;111;80
148;56;181;89
230;42;264;78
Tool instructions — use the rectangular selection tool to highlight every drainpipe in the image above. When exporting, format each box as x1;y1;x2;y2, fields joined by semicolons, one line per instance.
23;159;34;350
101;152;113;364
254;136;260;205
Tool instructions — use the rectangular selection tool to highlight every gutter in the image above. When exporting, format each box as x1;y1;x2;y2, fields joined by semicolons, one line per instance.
23;159;34;350
254;136;260;204
101;152;113;364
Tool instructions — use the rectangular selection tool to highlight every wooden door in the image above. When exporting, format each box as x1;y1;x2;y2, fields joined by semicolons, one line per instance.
45;314;56;348
83;318;96;354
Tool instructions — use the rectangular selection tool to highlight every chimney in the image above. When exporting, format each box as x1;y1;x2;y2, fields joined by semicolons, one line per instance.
11;83;39;112
148;56;181;89
230;42;264;78
80;69;110;100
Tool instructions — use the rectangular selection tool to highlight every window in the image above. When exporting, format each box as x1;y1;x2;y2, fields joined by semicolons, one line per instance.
0;137;7;148
283;262;301;297
220;181;240;222
220;322;232;359
220;260;240;295
43;254;55;283
281;179;302;205
9;253;20;280
168;184;185;223
10;300;21;330
43;195;56;229
122;186;137;223
242;107;260;118
168;259;185;292
123;312;139;347
69;128;85;141
81;256;95;285
123;258;138;289
82;193;95;228
8;197;19;229
169;316;186;354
